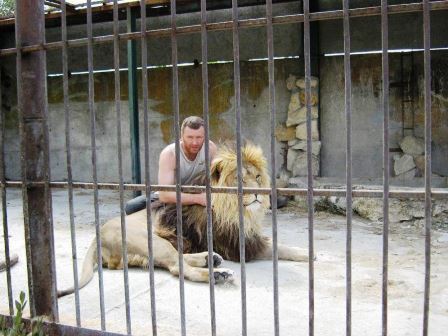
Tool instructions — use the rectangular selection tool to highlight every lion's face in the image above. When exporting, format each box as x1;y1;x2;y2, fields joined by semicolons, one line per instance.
210;143;270;235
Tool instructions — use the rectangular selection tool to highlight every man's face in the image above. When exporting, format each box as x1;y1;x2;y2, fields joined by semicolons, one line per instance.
181;126;205;155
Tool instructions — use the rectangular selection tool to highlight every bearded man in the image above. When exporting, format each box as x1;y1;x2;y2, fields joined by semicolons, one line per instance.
125;116;216;213
157;116;216;206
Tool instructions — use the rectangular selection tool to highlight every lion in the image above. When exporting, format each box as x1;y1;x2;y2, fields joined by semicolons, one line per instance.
58;142;308;297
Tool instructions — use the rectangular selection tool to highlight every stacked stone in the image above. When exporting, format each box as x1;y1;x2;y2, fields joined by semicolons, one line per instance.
282;74;320;177
393;135;425;178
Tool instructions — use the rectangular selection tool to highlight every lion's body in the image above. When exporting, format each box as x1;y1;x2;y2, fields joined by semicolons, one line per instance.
58;142;308;298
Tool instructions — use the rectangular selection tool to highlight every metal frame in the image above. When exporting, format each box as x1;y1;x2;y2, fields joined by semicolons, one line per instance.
1;0;447;335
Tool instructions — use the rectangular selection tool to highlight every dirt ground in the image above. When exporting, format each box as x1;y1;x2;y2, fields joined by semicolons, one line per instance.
1;189;447;335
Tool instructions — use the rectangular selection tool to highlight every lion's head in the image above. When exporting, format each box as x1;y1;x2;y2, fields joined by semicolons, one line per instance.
210;142;270;236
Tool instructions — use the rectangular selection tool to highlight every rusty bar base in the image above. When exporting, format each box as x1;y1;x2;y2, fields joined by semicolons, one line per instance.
0;314;123;336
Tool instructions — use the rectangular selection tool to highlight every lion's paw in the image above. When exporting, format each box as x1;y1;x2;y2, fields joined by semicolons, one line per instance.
205;253;223;268
213;269;234;283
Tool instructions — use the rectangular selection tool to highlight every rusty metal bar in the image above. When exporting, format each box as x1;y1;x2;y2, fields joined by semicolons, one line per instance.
199;1;217;335
1;180;448;199
380;1;390;336
266;0;279;335
140;0;158;334
2;1;448;57
0;66;14;316
303;1;315;335
15;0;59;321
342;1;352;335
231;1;247;335
170;1;187;335
113;1;132;334
86;0;106;330
0;313;124;336
1;0;446;29
61;0;81;327
422;1;432;335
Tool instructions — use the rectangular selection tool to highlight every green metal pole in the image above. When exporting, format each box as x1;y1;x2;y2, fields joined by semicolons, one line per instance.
127;6;141;196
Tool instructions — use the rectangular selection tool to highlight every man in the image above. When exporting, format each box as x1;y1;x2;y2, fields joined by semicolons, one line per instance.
158;116;217;206
125;116;216;214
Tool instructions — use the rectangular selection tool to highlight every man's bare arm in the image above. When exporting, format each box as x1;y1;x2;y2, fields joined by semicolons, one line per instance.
209;141;217;162
158;146;206;206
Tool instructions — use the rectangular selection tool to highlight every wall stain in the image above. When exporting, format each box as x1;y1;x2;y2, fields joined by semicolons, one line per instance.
46;59;301;144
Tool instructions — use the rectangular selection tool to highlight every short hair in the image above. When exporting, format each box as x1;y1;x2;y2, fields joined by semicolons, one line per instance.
181;116;204;134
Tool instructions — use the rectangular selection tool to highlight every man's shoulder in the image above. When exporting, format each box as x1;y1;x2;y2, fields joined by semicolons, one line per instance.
160;143;176;159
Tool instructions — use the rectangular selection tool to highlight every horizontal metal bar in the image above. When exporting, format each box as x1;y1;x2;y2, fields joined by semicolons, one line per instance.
1;1;447;57
0;314;123;336
1;181;447;199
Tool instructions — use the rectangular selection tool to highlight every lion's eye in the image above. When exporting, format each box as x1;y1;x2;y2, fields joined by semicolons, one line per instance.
256;174;261;182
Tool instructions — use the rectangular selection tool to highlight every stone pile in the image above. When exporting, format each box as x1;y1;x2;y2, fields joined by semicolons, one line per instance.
394;135;425;178
276;75;320;178
314;192;448;230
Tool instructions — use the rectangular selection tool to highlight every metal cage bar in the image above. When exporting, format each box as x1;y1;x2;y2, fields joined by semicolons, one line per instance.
422;1;432;335
266;0;280;335
0;64;14;316
2;1;448;58
1;180;447;199
61;0;81;327
0;1;446;335
199;1;217;335
86;0;106;330
140;0;158;334
170;1;187;335
342;1;353;335
231;1;248;335
112;1;132;334
303;1;315;335
380;1;390;336
15;0;59;321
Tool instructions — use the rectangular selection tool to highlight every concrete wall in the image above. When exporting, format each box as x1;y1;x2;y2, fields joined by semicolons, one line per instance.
320;52;448;178
1;2;447;184
318;3;448;179
0;3;302;183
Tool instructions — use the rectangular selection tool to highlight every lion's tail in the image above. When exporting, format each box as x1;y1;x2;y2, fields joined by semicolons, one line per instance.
57;239;97;298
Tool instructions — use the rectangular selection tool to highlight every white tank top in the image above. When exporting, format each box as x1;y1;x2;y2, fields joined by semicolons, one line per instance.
167;142;206;185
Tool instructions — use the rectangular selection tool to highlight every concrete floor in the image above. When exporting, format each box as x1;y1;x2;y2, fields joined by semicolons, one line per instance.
1;189;447;336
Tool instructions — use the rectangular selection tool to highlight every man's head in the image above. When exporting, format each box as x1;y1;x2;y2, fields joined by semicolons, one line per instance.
181;116;205;156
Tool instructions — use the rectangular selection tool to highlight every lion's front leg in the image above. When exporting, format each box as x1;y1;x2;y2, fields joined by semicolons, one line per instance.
183;251;223;268
258;240;309;262
152;235;234;283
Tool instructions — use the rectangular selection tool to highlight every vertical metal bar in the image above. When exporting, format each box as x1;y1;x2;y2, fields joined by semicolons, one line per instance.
140;1;158;334
231;1;247;335
422;1;432;335
86;0;106;330
380;2;390;336
15;0;59;321
199;1;217;335
303;1;315;335
266;0;279;335
61;0;81;327
113;2;132;334
127;7;141;198
170;1;187;335
0;67;14;316
342;1;352;335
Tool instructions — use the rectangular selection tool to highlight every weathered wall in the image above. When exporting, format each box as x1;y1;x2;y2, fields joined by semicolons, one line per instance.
1;3;302;183
2;58;299;182
1;2;447;184
320;52;448;178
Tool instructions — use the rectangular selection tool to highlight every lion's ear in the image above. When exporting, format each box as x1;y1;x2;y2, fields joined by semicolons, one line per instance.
211;158;223;184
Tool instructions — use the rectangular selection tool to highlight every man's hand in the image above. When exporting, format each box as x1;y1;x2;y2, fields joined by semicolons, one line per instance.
193;193;207;207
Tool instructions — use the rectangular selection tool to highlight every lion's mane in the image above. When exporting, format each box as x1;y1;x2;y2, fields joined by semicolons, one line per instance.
155;142;271;262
